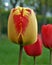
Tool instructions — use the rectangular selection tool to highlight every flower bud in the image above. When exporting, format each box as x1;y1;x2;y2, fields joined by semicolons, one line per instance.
8;7;38;45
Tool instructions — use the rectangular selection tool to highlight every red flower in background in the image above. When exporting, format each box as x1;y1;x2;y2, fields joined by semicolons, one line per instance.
41;24;52;49
24;35;42;56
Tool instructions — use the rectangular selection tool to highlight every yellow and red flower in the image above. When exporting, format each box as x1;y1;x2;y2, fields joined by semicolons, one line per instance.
8;7;38;45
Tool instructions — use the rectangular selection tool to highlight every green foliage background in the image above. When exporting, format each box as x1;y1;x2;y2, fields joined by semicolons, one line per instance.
0;36;50;65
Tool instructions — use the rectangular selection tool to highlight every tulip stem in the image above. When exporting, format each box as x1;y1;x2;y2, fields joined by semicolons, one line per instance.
34;56;36;65
18;45;23;65
50;49;52;64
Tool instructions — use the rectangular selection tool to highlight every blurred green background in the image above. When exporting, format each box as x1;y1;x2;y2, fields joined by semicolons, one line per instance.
0;0;52;65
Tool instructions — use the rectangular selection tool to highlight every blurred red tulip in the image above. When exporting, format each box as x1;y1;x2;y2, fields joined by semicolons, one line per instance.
24;35;42;56
41;24;52;49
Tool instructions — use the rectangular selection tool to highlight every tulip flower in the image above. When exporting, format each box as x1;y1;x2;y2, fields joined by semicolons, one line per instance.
8;6;38;45
8;6;38;65
24;35;42;64
41;24;52;49
41;24;52;64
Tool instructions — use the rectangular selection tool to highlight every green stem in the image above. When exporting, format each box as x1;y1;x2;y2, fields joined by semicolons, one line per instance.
50;49;52;64
18;34;23;65
34;56;36;65
18;45;23;65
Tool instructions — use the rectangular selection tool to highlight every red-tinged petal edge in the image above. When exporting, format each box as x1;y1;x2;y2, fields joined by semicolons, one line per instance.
26;9;31;14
